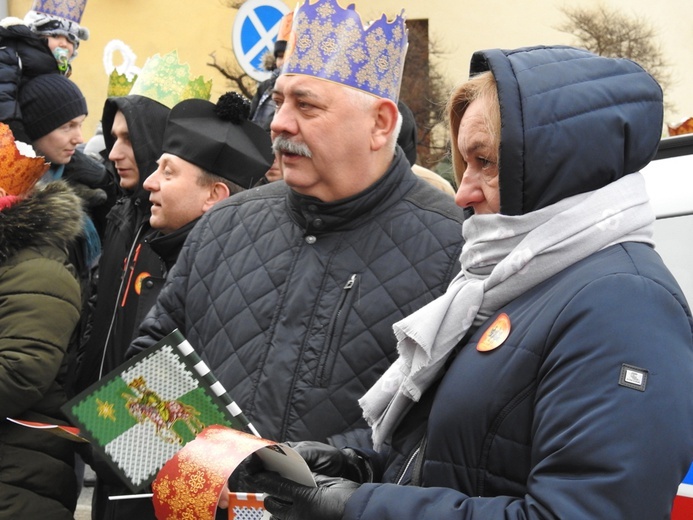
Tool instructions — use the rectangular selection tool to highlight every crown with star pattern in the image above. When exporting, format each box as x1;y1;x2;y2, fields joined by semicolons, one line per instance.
282;0;408;102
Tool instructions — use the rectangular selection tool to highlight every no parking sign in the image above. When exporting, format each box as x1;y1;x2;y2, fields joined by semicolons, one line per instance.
232;0;290;82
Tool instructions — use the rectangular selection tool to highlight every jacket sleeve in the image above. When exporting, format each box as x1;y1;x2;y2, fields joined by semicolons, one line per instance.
0;46;29;142
344;274;693;519
0;254;81;418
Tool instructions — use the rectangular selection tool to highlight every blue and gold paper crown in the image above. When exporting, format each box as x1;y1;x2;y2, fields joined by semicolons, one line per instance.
283;0;408;102
31;0;88;24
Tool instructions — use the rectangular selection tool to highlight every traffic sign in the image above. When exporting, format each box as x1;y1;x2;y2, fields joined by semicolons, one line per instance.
232;0;289;82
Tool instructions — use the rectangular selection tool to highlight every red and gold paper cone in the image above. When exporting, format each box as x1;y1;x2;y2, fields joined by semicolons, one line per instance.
0;123;49;196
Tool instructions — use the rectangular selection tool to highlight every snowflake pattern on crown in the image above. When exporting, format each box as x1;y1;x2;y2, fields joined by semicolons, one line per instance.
31;0;88;23
283;0;408;102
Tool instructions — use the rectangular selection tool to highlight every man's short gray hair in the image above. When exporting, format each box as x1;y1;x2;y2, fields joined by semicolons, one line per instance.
342;87;402;152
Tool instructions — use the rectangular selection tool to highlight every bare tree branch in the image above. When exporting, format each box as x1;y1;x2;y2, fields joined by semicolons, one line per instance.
218;0;244;9
400;20;454;170
557;4;671;95
207;51;256;100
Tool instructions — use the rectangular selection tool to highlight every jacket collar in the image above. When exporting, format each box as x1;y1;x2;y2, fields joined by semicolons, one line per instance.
287;148;418;234
146;218;199;269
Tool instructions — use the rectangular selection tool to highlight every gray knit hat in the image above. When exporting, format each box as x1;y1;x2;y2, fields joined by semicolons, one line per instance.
19;74;87;140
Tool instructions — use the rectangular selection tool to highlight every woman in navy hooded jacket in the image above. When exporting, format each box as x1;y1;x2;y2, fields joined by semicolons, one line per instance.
247;45;693;519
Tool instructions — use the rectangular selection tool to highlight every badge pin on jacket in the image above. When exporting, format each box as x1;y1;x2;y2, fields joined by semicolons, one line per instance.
477;313;511;352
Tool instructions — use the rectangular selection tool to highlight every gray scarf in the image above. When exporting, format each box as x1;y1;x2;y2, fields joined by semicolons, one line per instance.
360;173;655;449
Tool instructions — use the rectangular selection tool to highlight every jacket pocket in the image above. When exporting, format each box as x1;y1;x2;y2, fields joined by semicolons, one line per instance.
316;273;358;387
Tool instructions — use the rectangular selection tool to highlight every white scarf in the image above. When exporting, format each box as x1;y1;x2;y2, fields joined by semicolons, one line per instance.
360;173;655;449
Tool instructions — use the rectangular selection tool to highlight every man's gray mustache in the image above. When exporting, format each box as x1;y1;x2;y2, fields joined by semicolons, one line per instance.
272;136;312;158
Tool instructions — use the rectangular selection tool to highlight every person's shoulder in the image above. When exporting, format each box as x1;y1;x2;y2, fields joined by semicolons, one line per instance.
403;174;465;224
0;18;32;38
411;164;456;196
192;182;287;238
549;242;683;306
214;181;286;211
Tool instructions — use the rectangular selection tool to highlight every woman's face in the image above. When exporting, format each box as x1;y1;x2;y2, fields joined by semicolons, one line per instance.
454;97;500;214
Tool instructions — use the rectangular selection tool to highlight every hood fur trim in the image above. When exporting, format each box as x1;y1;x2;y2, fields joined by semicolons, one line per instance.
0;180;84;263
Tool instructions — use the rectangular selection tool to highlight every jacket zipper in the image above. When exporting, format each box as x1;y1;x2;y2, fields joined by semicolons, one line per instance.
97;222;147;379
316;273;358;386
396;433;427;485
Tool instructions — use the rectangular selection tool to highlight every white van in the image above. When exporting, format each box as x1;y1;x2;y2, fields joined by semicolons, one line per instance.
644;134;693;519
641;133;693;302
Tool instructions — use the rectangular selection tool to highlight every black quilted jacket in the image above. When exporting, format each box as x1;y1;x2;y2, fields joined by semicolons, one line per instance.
130;151;465;445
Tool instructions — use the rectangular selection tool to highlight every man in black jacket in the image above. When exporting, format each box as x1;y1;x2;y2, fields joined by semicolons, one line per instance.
132;93;273;338
130;0;465;451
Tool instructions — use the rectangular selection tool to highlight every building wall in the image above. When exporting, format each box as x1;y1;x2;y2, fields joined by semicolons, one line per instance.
9;0;693;140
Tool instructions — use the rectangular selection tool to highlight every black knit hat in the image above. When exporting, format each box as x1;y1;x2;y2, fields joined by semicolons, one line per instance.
19;74;87;140
161;92;274;188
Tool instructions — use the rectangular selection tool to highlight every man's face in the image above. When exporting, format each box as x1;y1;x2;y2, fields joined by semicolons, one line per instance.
455;97;500;214
108;111;139;191
33;114;85;165
143;153;216;234
270;74;374;202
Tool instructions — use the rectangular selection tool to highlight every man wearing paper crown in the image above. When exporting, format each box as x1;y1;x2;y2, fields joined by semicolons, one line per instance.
131;0;464;458
0;0;89;143
0;123;85;519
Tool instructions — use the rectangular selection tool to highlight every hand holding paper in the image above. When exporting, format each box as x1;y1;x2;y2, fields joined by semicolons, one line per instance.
152;425;315;520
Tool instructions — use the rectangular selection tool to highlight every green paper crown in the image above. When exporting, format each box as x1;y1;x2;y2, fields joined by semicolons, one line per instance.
107;70;137;98
128;51;212;108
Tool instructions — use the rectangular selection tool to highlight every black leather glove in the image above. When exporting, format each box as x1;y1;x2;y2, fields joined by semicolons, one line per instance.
251;471;359;520
288;441;373;483
228;453;264;492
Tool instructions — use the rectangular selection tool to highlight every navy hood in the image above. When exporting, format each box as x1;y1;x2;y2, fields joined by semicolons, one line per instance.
470;45;663;215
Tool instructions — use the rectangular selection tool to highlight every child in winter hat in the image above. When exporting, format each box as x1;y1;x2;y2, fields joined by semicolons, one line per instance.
24;0;90;64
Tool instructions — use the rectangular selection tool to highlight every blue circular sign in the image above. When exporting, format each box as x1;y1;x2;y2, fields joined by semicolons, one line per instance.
233;0;289;82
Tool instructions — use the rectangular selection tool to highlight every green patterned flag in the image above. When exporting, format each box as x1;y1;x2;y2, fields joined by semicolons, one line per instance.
62;329;256;492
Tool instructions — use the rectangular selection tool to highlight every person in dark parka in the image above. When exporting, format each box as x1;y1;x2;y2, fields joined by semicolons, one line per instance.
247;45;693;520
0;124;83;519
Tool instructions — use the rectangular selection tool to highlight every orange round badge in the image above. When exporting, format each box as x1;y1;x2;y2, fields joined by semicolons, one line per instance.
477;313;511;352
134;272;151;296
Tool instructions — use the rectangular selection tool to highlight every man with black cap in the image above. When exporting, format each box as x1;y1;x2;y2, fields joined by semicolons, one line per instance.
132;92;273;330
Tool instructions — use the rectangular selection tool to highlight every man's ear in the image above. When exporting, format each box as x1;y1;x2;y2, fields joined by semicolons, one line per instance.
371;99;398;151
202;182;231;212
